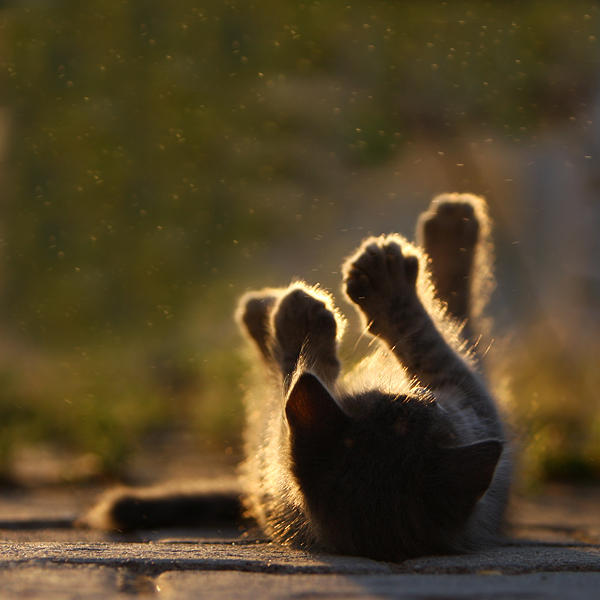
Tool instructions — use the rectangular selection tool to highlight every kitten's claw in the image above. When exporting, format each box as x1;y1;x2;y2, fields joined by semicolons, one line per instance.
345;268;370;303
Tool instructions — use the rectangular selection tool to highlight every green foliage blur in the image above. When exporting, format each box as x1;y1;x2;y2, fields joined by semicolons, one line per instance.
0;1;599;482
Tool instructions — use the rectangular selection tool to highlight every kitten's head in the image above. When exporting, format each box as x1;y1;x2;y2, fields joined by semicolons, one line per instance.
285;372;502;561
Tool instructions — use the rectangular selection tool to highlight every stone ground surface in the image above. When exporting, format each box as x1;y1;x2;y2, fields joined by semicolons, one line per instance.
0;482;599;599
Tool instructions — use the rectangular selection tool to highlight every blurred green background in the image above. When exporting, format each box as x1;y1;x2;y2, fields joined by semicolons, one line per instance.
1;0;599;484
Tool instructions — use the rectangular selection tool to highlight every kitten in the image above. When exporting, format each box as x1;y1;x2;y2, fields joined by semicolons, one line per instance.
81;193;511;562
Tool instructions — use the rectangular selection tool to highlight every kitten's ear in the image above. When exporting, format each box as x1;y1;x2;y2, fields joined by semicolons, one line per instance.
436;439;502;510
285;372;347;439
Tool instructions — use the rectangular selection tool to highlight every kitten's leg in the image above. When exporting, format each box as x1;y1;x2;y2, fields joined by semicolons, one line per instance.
271;285;343;388
416;193;493;342
343;236;501;432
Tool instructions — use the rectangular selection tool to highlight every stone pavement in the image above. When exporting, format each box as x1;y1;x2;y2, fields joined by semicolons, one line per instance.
0;484;599;599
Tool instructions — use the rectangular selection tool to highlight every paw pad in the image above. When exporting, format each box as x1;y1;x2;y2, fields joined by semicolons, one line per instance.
273;286;339;351
343;236;421;325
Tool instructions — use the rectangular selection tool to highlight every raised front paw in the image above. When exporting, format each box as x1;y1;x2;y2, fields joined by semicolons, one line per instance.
272;284;343;381
274;286;338;353
343;236;421;332
236;290;279;357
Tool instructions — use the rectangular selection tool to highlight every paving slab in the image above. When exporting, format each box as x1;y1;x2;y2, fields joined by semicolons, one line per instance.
0;564;126;600
156;571;600;600
1;538;599;574
0;540;394;575
0;484;598;598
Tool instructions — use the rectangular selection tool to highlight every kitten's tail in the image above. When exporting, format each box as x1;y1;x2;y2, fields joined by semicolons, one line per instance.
77;481;243;531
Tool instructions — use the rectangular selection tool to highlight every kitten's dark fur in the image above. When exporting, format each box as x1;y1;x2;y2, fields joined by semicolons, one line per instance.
81;194;511;562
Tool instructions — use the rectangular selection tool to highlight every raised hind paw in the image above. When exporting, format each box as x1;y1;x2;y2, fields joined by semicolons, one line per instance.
416;193;488;323
418;195;481;261
272;285;343;384
343;236;421;335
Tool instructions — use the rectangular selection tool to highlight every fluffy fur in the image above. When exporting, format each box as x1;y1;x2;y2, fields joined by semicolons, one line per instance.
80;193;511;562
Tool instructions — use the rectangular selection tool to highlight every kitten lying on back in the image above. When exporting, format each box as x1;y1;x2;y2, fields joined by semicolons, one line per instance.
81;194;511;562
